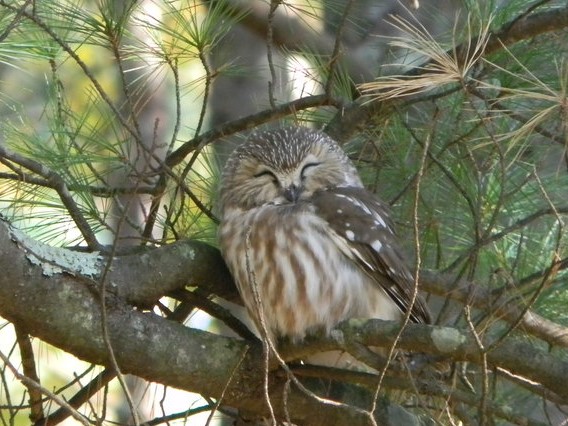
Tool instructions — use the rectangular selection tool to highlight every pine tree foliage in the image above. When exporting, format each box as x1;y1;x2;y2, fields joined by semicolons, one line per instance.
1;0;568;425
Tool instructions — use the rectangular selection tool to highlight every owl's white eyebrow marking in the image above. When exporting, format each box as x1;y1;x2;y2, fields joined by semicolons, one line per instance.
345;230;355;241
371;240;383;252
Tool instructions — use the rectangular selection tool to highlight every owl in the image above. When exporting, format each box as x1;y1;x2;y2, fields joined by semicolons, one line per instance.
218;127;430;343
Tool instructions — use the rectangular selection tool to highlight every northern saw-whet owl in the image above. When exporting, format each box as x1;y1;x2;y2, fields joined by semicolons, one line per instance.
218;127;430;342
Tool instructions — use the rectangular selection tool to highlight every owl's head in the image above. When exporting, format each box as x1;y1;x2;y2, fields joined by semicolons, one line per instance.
219;127;362;212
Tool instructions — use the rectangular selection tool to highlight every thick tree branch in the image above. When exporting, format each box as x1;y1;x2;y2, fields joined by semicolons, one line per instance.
484;5;568;56
106;239;237;306
1;217;236;307
0;219;426;424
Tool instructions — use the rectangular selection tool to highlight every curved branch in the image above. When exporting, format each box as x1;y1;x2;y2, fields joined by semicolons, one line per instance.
166;94;336;168
0;219;431;425
107;239;237;306
0;146;102;251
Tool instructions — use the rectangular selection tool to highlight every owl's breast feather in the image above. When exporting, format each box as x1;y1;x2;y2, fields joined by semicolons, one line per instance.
219;205;399;340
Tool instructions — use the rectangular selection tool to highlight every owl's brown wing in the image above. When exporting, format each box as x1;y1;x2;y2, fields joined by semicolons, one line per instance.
310;186;431;324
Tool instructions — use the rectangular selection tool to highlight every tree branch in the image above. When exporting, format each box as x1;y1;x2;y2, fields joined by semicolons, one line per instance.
14;326;43;422
326;5;568;142
2;218;568;424
166;94;336;168
420;270;568;348
0;219;432;425
0;146;102;251
485;5;568;56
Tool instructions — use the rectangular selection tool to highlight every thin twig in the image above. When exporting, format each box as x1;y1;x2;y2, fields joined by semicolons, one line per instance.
196;51;212;138
0;1;138;140
203;347;249;426
446;205;568;274
167;57;182;156
0;349;90;426
141;118;167;243
36;368;116;426
14;327;43;422
170;288;258;341
244;226;277;425
0;146;102;250
464;306;489;426
140;405;215;426
370;122;432;424
149;57;183;243
0;0;33;42
324;0;354;96
108;25;143;141
266;0;282;108
0;171;160;197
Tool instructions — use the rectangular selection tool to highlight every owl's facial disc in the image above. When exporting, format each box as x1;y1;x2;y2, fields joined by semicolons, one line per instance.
277;155;321;204
251;154;322;205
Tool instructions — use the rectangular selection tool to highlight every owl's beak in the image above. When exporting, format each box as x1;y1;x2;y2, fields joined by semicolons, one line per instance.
282;184;301;203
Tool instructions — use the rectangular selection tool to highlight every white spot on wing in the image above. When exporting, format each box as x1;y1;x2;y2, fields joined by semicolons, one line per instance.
371;240;383;252
345;230;355;241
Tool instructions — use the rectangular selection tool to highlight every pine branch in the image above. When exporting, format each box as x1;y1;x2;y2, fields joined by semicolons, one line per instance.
0;146;102;250
166;94;337;167
327;5;568;142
